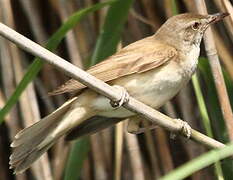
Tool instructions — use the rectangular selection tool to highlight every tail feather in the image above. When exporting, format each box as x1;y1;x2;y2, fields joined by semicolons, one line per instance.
12;141;55;174
9;97;77;174
9;120;59;165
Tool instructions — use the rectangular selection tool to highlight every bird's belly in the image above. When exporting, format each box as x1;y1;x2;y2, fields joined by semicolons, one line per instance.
93;61;190;118
126;63;187;108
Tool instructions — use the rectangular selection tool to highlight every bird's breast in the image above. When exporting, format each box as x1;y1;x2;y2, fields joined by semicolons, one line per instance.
124;62;185;108
115;47;200;109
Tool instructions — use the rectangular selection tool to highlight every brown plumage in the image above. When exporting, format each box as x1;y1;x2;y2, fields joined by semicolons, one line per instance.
49;38;177;95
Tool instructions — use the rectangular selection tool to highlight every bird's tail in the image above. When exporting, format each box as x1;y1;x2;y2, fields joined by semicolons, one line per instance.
9;96;94;174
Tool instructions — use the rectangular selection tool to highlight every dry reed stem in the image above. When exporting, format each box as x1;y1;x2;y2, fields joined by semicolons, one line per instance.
140;0;161;29
0;9;27;180
82;156;92;180
144;124;161;178
0;2;21;139
58;0;84;68
177;86;197;127
91;134;108;180
70;1;97;61
100;129;114;172
164;0;174;18
130;9;156;29
213;29;233;80
221;0;233;35
0;81;25;180
154;128;174;174
194;0;233;141
0;91;9;121
129;15;144;40
222;1;233;19
125;132;145;180
96;131;112;176
52;139;70;180
34;79;55;113
0;38;21;135
2;0;53;179
183;0;198;13
114;121;124;180
213;0;233;41
163;102;177;118
20;0;47;44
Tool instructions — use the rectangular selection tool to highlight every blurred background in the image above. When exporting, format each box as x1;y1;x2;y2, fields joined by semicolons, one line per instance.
0;0;233;179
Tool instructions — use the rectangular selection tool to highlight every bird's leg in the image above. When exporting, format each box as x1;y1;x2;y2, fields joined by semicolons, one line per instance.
127;117;192;139
127;116;158;134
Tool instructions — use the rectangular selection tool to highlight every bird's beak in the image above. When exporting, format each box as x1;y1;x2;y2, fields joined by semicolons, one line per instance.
207;12;229;24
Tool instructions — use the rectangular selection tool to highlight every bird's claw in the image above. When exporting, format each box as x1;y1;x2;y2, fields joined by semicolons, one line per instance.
177;118;192;138
110;85;129;108
170;119;192;139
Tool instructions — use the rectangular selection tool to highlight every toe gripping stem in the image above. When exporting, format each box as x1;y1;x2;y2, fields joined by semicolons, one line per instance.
110;85;129;108
177;119;192;138
170;119;192;139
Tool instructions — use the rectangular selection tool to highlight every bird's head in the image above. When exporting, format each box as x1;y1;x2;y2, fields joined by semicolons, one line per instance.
155;13;229;51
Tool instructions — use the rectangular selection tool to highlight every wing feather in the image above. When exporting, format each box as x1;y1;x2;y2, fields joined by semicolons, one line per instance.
49;37;178;95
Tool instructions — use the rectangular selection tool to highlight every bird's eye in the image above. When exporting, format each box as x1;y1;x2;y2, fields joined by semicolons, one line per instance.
191;22;200;30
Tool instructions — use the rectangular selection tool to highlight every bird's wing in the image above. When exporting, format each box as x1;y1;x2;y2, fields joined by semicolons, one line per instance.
49;37;178;95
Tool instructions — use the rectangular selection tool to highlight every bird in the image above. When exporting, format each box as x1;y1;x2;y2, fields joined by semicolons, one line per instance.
9;12;228;173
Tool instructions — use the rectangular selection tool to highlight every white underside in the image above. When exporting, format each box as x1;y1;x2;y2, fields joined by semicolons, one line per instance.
90;46;200;118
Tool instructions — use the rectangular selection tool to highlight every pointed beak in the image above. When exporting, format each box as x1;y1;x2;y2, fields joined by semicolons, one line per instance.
207;12;229;24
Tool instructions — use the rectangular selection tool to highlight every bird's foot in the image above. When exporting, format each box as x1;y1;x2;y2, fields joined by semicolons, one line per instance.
110;85;129;108
170;119;192;139
178;119;192;138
